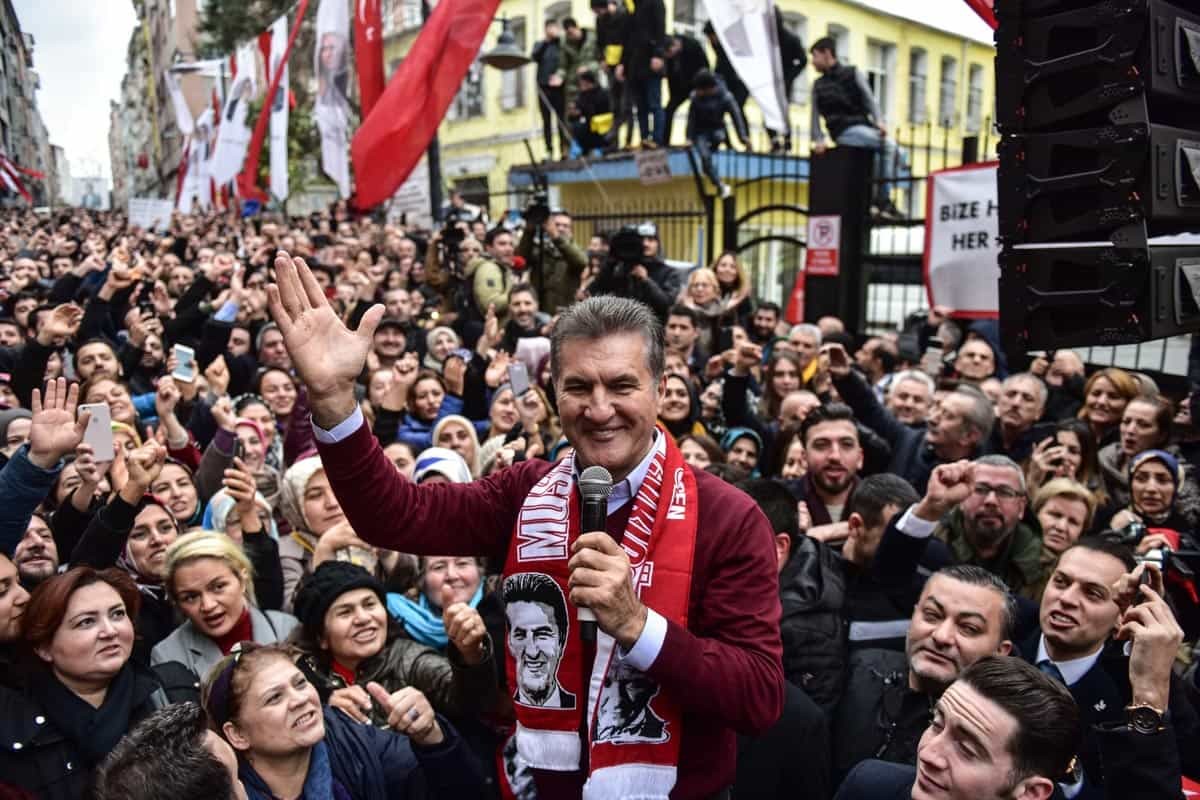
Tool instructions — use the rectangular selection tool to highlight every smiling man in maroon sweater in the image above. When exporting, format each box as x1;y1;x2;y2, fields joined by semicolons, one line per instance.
267;252;784;799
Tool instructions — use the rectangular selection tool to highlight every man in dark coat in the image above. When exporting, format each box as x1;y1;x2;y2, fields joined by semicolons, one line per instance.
531;19;565;159
618;0;667;146
663;34;709;144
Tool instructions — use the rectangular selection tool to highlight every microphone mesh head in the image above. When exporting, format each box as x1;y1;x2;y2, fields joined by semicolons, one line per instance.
578;465;613;498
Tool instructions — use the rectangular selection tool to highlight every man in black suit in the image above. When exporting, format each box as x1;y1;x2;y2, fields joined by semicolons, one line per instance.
836;558;1190;800
1018;537;1200;794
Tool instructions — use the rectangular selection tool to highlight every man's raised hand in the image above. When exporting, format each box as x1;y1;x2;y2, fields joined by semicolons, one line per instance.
29;378;90;470
266;250;384;428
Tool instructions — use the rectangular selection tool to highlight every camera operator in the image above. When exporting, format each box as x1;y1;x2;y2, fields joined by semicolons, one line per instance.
516;207;587;314
587;220;680;320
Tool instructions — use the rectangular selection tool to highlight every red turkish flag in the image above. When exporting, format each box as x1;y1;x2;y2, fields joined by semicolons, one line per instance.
354;0;386;118
964;0;997;29
351;0;501;210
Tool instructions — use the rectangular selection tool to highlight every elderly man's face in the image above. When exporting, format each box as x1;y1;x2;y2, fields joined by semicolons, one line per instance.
888;378;932;425
788;330;819;367
996;376;1044;433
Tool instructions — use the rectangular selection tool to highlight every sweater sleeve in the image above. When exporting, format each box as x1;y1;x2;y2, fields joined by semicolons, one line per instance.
315;419;543;561
70;495;139;568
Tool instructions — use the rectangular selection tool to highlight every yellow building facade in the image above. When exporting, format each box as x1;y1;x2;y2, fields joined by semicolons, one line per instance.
383;0;996;223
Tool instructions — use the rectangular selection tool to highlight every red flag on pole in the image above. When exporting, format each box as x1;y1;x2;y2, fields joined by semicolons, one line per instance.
963;0;997;29
354;0;386;118
237;0;311;202
351;0;501;210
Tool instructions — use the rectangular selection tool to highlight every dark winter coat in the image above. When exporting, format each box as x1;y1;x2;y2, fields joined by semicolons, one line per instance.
620;0;666;81
778;535;846;712
238;706;487;800
0;661;198;800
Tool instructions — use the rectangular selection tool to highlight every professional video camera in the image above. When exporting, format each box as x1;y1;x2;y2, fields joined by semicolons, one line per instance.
437;221;468;280
525;188;551;228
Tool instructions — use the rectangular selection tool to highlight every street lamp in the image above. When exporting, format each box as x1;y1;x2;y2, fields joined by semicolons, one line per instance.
481;18;531;71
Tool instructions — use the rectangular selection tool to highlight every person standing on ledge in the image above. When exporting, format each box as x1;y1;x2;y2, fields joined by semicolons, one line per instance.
265;251;784;800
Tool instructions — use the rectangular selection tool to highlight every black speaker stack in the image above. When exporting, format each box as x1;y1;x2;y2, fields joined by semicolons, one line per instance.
996;0;1200;355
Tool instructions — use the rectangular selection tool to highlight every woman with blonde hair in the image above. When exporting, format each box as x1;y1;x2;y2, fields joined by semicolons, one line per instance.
151;531;298;679
1077;367;1139;446
710;250;752;321
678;267;723;353
1023;478;1097;602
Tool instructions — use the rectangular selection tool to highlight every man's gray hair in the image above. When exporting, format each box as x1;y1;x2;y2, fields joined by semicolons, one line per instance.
789;322;822;346
954;383;995;440
889;369;936;397
550;296;664;386
1003;372;1048;409
973;453;1027;495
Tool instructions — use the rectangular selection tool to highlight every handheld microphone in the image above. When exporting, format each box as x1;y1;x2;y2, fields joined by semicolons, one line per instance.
577;465;612;643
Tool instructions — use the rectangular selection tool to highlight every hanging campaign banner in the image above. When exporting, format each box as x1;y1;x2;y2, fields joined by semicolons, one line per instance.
923;161;1000;319
269;13;290;201
211;43;261;186
163;70;194;136
315;0;352;197
701;0;788;132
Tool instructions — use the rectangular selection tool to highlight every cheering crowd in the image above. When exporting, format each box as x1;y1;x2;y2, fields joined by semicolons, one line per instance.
0;202;1195;800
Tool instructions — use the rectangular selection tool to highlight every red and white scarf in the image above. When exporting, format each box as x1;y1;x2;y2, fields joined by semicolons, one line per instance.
502;430;698;799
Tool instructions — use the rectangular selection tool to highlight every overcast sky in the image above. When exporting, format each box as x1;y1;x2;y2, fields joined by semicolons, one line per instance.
13;0;137;180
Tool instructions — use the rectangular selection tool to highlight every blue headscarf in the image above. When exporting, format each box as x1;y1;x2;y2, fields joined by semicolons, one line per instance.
720;426;764;477
387;583;484;649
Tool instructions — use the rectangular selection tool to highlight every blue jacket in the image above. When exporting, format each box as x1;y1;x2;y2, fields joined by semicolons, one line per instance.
0;444;61;557
239;707;485;800
396;394;466;452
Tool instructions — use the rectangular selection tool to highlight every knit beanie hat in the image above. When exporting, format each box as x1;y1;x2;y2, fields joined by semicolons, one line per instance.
279;455;325;532
413;447;472;484
292;561;385;635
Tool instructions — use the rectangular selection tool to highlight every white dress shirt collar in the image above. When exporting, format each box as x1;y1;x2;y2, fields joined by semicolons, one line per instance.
1036;634;1103;686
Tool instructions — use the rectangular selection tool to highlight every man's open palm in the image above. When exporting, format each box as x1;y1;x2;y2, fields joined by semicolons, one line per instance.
266;251;383;425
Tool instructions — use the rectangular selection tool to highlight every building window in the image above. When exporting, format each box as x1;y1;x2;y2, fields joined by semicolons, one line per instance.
383;0;421;34
938;55;958;127
866;40;895;124
782;13;809;105
827;24;851;65
500;16;527;111
544;1;570;24
449;55;486;120
965;63;984;132
673;0;708;38
908;48;927;124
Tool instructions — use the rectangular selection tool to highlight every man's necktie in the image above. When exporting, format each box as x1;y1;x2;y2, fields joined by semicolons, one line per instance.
1037;658;1067;686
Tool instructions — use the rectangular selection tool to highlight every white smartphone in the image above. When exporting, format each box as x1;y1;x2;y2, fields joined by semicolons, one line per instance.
172;344;196;383
78;403;114;462
508;361;531;397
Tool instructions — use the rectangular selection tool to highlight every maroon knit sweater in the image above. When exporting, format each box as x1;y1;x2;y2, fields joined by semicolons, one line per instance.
316;422;784;798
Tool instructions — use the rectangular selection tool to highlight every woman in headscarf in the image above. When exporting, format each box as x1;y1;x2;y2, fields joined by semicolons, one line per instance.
234;394;284;474
423;325;461;373
70;440;180;663
721;426;763;476
1104;450;1197;544
431;415;482;478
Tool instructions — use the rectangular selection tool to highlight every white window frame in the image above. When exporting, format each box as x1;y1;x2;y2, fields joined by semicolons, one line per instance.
782;13;809;105
938;55;958;128
499;16;528;112
827;24;851;65
866;40;895;126
965;63;985;132
908;48;928;125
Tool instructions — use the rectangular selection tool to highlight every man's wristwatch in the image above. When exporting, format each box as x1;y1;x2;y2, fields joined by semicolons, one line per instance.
1126;702;1166;734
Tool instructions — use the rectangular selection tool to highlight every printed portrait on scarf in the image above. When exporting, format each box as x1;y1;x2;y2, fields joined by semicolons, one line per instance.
503;572;576;709
592;660;669;744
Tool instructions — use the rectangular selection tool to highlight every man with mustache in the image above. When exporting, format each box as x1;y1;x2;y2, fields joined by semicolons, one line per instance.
932;455;1044;596
832;564;1015;781
789;403;863;540
13;513;58;588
